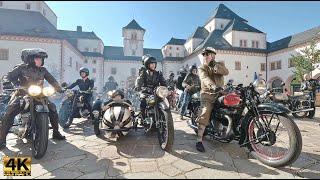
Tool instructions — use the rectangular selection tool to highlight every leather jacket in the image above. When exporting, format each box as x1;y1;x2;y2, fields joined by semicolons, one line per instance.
4;63;62;92
135;69;167;93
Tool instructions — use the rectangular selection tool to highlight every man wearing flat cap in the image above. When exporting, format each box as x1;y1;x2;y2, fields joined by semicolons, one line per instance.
196;47;229;152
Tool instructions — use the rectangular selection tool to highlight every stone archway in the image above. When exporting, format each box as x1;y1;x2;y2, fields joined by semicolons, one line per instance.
268;76;284;89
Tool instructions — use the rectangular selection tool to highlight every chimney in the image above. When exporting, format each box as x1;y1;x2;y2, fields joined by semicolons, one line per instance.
77;26;82;32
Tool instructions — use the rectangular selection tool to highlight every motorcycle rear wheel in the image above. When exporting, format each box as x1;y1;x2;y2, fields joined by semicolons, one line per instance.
157;109;174;151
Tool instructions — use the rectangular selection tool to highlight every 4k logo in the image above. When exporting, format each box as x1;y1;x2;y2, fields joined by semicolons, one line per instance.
3;156;31;176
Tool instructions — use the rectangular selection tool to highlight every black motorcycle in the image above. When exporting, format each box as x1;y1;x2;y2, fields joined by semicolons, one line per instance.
1;85;56;159
188;79;302;167
59;89;93;128
138;86;174;151
265;82;316;119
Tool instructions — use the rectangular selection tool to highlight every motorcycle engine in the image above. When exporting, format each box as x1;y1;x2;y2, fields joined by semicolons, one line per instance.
17;113;31;138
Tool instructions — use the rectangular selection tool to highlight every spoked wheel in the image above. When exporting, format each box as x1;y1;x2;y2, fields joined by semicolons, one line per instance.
157;109;174;151
58;99;73;127
247;113;302;167
32;113;49;159
292;112;308;118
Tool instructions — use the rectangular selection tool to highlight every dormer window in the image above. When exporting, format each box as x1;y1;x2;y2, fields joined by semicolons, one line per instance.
221;24;224;29
169;46;172;50
0;1;3;7
240;40;247;47
26;3;31;10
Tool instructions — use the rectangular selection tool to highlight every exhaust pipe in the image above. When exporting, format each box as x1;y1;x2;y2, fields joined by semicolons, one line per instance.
291;108;314;113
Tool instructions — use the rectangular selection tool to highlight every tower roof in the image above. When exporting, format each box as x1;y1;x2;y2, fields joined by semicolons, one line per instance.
123;19;145;31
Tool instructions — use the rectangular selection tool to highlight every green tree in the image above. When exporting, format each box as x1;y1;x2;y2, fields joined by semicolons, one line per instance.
290;39;320;82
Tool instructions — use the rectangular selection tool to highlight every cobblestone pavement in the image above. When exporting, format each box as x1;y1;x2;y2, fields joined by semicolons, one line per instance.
1;109;320;179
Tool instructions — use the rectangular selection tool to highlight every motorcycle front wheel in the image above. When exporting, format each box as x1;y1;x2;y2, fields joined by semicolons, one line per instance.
32;113;49;159
157;109;174;151
246;112;302;167
58;98;73;127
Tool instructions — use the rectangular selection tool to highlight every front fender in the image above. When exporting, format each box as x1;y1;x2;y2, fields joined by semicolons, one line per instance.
257;102;291;114
159;98;170;111
35;104;49;113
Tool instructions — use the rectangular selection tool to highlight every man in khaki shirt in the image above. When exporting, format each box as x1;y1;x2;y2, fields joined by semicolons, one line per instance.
196;47;229;152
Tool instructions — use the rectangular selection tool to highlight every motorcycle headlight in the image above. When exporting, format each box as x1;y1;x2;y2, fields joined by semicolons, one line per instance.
43;87;56;97
156;86;169;99
28;85;42;96
253;79;267;95
66;89;74;97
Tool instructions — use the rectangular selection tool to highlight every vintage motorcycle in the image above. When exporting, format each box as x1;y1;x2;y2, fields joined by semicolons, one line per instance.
188;79;302;167
264;82;316;119
138;86;175;151
1;85;56;159
92;91;138;138
58;88;93;128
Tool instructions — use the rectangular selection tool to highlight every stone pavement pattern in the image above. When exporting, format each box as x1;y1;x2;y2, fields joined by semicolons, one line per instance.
1;109;320;179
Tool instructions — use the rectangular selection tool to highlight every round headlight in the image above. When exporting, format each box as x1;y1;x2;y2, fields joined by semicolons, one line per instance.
156;86;169;99
43;87;56;96
253;79;267;95
28;85;42;96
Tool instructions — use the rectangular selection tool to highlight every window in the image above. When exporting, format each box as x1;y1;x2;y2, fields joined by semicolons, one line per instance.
132;50;136;56
256;41;259;48
221;24;224;29
85;47;89;52
0;1;3;7
261;63;266;71
131;68;136;76
235;61;241;70
68;57;72;67
240;40;247;47
176;53;179;57
93;68;96;73
252;41;259;48
26;3;31;10
93;60;97;64
131;33;137;40
288;59;295;68
276;61;281;69
270;61;281;71
270;62;275;71
176;47;179;50
111;67;117;75
169;46;172;50
169;53;172;57
0;49;9;60
84;59;88;63
251;41;255;48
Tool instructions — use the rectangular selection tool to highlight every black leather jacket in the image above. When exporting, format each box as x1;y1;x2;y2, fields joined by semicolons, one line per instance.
67;78;94;92
4;63;62;92
135;69;167;93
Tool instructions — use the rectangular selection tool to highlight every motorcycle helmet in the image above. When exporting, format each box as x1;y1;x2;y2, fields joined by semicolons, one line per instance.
142;54;157;70
110;89;125;99
179;68;187;75
169;72;175;78
79;67;89;76
189;65;197;73
21;48;48;66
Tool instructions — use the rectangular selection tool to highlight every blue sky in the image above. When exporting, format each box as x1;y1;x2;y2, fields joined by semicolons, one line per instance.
46;1;320;49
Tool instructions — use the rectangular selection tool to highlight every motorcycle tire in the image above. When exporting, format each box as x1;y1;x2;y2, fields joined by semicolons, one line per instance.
246;113;302;167
32;113;49;159
58;99;73;127
157;109;174;151
307;102;316;119
292;112;308;118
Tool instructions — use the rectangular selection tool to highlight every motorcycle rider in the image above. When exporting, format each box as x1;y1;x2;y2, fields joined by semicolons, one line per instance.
196;47;229;152
0;48;66;149
176;68;188;109
104;75;118;93
63;67;94;128
135;54;167;122
180;65;201;120
167;73;177;91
